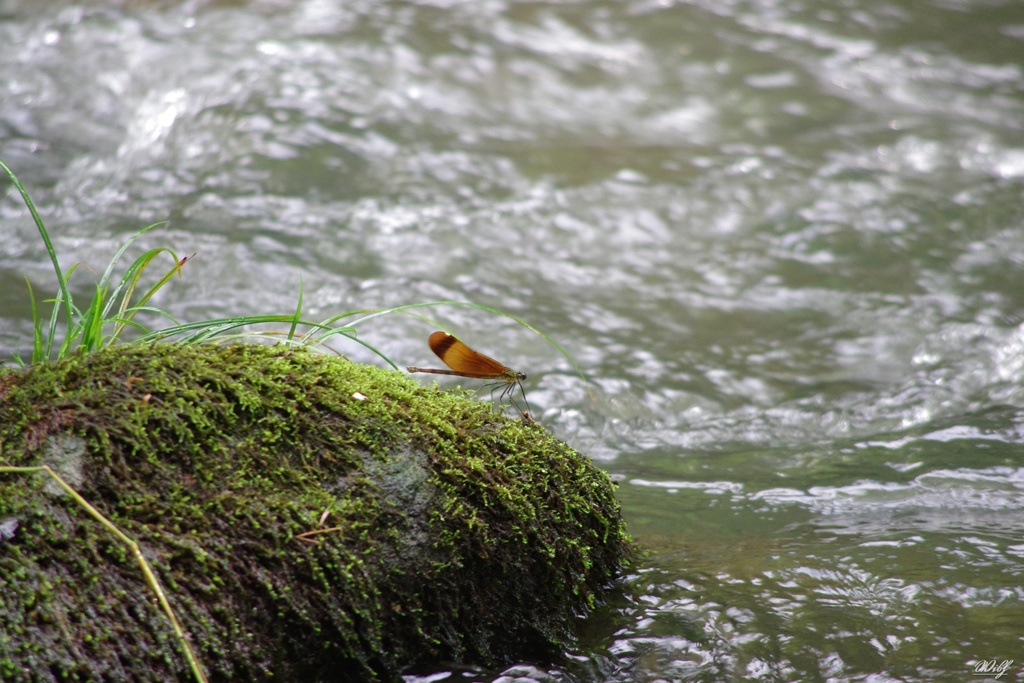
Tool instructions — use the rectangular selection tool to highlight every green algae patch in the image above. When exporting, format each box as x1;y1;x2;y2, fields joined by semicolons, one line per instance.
0;343;629;682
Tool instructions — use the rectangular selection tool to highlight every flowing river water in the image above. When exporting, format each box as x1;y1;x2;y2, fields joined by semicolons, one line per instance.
3;1;1024;681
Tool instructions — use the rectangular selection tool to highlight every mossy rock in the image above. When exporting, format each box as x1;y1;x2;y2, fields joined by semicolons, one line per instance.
0;343;629;682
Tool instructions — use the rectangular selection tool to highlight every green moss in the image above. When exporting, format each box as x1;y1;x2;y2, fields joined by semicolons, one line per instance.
0;343;629;681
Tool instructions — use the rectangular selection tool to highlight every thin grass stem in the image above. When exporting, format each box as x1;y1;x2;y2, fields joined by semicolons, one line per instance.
0;465;208;683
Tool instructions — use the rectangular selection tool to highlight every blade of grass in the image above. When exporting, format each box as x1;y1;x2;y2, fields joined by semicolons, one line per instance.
117;305;182;328
104;248;168;320
135;315;347;345
24;277;44;365
287;277;303;342
301;327;399;369
95;222;168;304
1;160;75;348
107;247;185;343
77;284;109;353
42;262;87;360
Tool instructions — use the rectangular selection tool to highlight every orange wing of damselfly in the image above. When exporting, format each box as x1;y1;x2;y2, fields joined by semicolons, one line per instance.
427;331;516;379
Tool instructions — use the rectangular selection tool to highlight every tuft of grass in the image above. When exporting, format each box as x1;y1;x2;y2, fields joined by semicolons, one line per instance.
2;159;189;364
